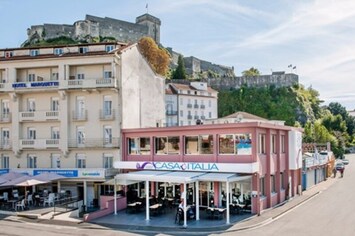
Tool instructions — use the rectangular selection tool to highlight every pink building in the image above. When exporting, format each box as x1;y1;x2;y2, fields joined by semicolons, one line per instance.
114;119;303;226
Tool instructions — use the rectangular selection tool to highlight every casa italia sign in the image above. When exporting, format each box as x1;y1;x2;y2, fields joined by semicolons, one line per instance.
114;161;259;173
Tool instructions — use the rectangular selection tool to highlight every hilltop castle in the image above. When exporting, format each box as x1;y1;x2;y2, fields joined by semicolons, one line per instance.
24;13;161;46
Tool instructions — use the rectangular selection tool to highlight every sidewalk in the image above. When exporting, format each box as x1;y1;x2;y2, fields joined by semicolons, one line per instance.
226;176;338;232
7;176;338;235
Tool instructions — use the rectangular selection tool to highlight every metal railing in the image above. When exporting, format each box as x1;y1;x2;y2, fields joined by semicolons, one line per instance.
19;110;59;121
99;109;116;120
68;137;120;148
166;110;178;116
72;110;88;121
194;104;199;108
0;113;11;123
187;115;193;120
53;196;82;215
187;104;192;108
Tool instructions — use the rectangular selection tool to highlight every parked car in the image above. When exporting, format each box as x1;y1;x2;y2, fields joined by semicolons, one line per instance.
335;162;345;170
342;159;349;165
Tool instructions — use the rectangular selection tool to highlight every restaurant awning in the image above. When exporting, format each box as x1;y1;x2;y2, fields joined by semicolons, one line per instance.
103;178;139;186
113;170;252;184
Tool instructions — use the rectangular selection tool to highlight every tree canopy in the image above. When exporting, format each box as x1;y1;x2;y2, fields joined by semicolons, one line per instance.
172;55;187;80
242;67;261;76
138;37;170;76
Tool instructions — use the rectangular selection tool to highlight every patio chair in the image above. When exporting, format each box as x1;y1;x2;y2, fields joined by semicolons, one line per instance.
206;208;213;219
16;199;25;211
27;194;33;206
175;208;183;225
43;193;55;207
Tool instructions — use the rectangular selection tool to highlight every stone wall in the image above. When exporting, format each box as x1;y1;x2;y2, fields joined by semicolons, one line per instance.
25;13;160;45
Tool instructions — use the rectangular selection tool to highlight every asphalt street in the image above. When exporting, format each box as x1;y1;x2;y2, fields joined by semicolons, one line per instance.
222;153;355;236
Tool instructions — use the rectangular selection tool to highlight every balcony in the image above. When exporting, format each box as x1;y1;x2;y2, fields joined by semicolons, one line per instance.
166;110;178;116
68;138;120;149
64;78;116;89
99;109;116;120
194;115;199;119
194;104;199;109
187;115;193;120
0;113;11;123
201;115;206;120
19;110;59;122
72;110;88;121
0;83;13;92
19;139;59;149
200;105;206;109
0;141;11;150
187;104;192;108
165;122;178;127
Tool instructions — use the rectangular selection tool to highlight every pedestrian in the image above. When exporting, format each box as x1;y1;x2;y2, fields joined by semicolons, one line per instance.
339;167;344;178
333;167;337;178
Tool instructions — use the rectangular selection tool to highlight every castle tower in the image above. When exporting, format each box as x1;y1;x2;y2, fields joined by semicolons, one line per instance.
136;14;161;44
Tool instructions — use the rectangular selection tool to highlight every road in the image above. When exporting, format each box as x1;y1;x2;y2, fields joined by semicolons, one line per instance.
222;153;355;236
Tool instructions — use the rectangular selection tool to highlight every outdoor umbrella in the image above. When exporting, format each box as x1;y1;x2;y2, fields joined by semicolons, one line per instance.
0;175;32;187
33;172;65;182
0;172;27;182
15;179;48;204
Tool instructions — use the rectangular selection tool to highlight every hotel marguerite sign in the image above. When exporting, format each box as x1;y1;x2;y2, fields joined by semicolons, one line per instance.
114;161;259;173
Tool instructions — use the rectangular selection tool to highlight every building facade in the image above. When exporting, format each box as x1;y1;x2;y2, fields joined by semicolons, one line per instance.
0;42;165;206
165;82;218;127
114;119;303;226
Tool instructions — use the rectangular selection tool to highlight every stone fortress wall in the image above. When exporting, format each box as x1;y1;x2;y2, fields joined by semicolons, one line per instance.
25;14;161;45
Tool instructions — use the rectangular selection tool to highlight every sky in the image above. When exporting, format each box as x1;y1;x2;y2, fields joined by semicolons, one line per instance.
0;0;354;110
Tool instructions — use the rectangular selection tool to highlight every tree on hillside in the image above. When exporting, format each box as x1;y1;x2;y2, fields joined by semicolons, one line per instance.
242;67;261;77
327;102;355;136
172;55;187;80
138;37;170;76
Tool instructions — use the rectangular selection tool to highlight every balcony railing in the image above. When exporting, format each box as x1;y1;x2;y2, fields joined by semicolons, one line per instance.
0;113;11;123
19;139;60;149
194;115;199;119
65;78;116;89
194;104;199;108
72;110;88;121
201;115;206;120
0;83;13;92
187;115;193;120
0;141;11;149
187;104;192;108
166;110;178;116
19;110;59;122
200;105;206;109
68;137;120;148
99;109;116;120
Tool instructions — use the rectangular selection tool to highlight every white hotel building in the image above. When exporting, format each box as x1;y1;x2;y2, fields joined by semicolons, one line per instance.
0;42;165;206
165;82;218;126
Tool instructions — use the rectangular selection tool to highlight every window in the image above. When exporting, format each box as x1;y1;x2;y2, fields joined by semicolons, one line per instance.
103;96;112;116
260;177;265;197
54;48;63;55
209;112;212;118
180;98;183;105
104;71;112;79
76;96;85;118
0;155;9;168
5;51;13;58
105;45;114;52
51;127;60;139
77;126;85;145
51;98;59;111
219;134;234;154
258;134;266;154
128;137;150;155
208;100;212;107
104;126;112;144
1;129;10;147
27;98;36;112
185;135;213;155
280;172;285;190
219;134;252;155
79;47;88;54
51;73;59;80
51;154;61;168
187;90;191;94
77;73;85;80
271;134;277;154
30;49;39;56
281;135;285;153
76;154;86;168
155;136;180;154
180;121;184;126
103;154;113;168
188;121;191;125
28;74;36;82
271;175;276;193
1;100;10;117
180;110;183;117
27;155;37;168
28;128;36;140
